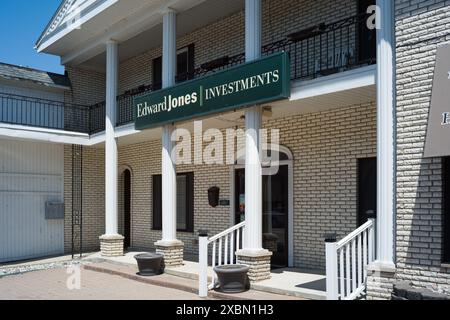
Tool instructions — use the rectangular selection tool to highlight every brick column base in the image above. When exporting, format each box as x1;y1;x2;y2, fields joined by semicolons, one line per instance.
236;250;272;282
366;262;397;300
99;234;125;257
155;240;184;267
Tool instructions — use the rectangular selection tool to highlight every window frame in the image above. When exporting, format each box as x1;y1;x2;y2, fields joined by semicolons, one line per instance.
152;44;195;90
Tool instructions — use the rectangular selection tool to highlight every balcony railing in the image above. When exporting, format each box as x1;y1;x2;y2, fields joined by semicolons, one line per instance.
191;13;375;80
0;14;375;135
0;93;92;134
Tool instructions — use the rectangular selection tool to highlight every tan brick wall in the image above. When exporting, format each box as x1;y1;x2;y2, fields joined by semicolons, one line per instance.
64;102;376;269
61;0;372;270
394;0;450;295
64;145;105;254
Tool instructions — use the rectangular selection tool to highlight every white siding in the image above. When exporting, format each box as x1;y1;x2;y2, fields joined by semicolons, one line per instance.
0;139;64;262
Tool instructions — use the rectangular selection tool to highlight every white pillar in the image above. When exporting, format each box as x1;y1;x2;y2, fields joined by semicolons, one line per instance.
159;8;179;245
245;107;263;250
162;125;177;242
245;0;261;62
162;9;177;89
243;0;266;253
105;40;119;236
375;0;395;268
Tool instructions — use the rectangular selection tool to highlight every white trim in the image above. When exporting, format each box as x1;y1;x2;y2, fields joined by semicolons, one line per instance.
290;65;376;101
37;0;120;53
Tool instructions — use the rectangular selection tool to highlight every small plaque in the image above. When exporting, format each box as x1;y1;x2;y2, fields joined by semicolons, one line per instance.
219;199;230;206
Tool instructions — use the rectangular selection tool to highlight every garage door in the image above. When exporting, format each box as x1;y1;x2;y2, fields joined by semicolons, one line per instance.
0;139;64;263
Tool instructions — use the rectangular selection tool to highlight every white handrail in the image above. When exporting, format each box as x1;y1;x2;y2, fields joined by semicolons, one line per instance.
326;218;376;300
208;222;245;243
198;222;246;297
336;219;374;249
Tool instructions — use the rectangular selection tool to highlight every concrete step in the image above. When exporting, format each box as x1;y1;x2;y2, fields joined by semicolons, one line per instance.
84;262;302;300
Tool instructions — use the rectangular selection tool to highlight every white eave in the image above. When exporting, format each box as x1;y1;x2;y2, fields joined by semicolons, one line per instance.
36;0;243;69
35;0;206;63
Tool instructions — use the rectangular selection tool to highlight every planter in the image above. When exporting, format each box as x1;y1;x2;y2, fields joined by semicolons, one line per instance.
214;264;250;293
134;253;165;276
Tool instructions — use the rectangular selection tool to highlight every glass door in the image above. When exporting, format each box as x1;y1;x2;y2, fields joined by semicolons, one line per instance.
234;165;289;268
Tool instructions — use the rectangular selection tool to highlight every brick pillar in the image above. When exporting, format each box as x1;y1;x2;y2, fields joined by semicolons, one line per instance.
366;263;396;300
236;250;272;282
99;234;124;257
155;241;184;267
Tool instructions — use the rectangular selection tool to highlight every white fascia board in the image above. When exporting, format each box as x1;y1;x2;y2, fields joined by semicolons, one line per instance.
115;123;141;138
37;0;119;53
290;65;376;101
0;123;93;146
0;123;141;146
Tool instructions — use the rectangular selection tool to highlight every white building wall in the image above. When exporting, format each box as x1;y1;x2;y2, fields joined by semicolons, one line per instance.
0;139;64;262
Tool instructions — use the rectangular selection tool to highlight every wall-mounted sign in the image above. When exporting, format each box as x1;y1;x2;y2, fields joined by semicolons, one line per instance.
425;44;450;157
134;52;291;130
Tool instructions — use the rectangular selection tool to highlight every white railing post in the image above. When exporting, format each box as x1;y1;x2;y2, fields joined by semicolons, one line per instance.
368;218;376;262
325;234;339;300
198;231;209;298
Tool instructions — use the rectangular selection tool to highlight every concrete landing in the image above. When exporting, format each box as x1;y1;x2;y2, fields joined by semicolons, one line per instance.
84;261;302;300
84;251;326;300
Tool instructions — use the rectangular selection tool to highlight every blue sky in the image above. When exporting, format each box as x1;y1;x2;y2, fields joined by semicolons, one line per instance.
0;1;64;74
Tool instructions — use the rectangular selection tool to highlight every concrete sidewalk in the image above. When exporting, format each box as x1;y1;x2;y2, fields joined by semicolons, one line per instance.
0;267;206;300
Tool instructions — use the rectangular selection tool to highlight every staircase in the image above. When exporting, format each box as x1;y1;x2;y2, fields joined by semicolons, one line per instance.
325;218;376;300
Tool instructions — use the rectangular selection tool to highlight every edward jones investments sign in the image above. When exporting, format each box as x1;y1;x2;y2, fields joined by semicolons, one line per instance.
134;52;291;130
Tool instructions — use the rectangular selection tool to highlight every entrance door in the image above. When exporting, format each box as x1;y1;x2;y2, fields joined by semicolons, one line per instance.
123;169;131;249
234;165;290;268
357;158;377;226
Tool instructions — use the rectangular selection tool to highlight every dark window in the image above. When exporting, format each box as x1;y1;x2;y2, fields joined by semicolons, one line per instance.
357;0;376;63
152;57;163;91
357;157;377;226
443;157;450;263
152;44;195;90
152;172;194;232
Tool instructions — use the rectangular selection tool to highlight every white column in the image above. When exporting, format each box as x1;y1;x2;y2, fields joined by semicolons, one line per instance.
243;0;265;252
105;40;119;236
160;8;178;244
375;0;395;268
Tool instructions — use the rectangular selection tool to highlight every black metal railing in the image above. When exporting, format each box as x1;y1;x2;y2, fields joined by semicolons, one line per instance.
189;13;375;81
0;92;92;133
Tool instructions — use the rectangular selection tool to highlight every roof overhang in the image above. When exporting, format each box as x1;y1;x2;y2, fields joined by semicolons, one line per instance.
36;0;243;69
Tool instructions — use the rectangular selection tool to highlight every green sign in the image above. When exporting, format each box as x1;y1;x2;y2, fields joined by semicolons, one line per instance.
134;52;291;130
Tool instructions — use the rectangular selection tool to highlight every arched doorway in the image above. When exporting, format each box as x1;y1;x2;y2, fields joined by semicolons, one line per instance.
122;168;132;249
232;146;294;268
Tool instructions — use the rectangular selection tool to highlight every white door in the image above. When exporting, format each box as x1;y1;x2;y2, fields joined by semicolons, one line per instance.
0;139;64;263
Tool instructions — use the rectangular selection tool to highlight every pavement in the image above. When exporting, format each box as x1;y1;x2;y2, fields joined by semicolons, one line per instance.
0;266;205;300
0;253;307;300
